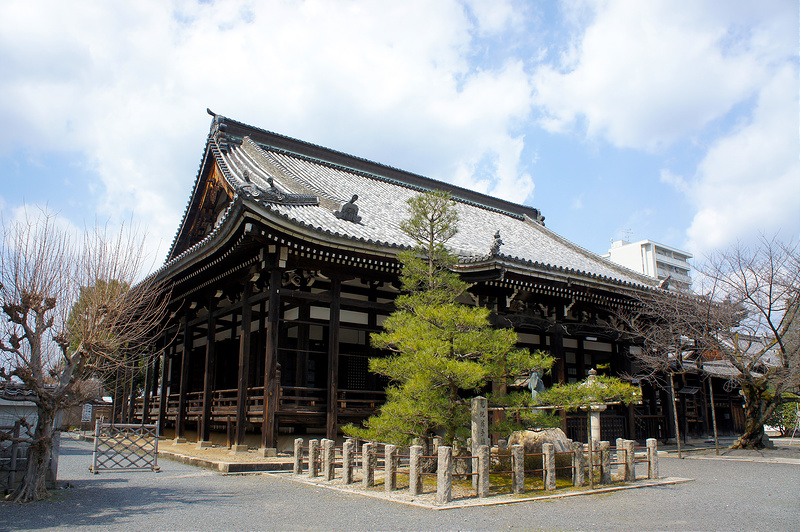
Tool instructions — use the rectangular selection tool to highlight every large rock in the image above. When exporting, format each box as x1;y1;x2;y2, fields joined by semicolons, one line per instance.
508;428;571;454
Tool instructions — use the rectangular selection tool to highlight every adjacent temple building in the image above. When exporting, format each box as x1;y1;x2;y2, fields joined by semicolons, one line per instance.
131;111;746;449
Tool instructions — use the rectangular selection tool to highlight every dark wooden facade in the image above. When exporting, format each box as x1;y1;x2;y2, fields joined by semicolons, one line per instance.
127;112;743;446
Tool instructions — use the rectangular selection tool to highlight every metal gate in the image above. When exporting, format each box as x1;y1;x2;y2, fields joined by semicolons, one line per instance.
90;421;160;473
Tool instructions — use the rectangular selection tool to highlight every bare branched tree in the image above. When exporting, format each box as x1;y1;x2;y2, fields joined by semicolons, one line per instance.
616;236;800;450
0;209;169;502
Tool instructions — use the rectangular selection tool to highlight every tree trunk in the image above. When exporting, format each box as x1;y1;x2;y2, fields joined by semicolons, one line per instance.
668;374;682;459
11;408;55;502
731;382;777;449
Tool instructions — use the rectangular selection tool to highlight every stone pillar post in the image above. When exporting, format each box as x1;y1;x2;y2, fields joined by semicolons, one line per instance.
293;438;303;475
616;437;626;481
511;444;525;494
362;442;375;488
322;439;335;481
599;441;611;484
432;436;442;456
409;445;422;496
342;439;354;484
308;439;319;478
647;438;659;479
624;440;635;481
384;444;397;492
572;441;585;487
476;444;490;498
543;442;556;491
436;446;452;505
471;396;489;490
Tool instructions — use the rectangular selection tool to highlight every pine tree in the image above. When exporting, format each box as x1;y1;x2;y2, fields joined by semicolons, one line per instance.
346;191;553;446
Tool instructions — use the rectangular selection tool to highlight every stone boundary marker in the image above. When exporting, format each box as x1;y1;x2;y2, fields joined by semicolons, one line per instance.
288;437;665;507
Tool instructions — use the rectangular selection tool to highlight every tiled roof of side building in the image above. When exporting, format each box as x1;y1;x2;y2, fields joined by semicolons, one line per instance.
163;112;657;290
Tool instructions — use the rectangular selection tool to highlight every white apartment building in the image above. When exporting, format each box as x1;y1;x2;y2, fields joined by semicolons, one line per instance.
602;239;692;290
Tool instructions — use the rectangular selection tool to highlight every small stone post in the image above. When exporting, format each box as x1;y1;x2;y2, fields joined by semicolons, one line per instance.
471;396;489;490
477;444;490;498
308;439;319;478
511;444;525;494
384;444;397;492
322;439;335;481
293;438;303;475
409;445;422;496
572;441;585;487
436;445;452;505
362;442;375;488
342;439;354;484
599;441;611;484
647;438;659;479
624;440;636;481
543;442;556;491
616;437;627;481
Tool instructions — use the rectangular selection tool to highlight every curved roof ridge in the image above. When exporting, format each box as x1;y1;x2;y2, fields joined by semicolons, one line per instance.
213;113;544;222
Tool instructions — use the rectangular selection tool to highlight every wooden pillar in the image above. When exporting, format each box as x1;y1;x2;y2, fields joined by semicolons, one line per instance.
261;268;281;449
548;330;565;382
326;277;341;440
550;330;567;431
176;316;191;440
127;353;140;423
113;367;124;423
200;298;218;443
141;354;153;424
235;282;253;447
295;303;309;387
144;352;159;425
156;346;169;436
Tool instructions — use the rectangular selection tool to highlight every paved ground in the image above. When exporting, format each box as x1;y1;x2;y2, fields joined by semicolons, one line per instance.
2;437;799;532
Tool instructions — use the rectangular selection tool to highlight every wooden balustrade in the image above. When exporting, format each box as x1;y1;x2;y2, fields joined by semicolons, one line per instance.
131;386;386;423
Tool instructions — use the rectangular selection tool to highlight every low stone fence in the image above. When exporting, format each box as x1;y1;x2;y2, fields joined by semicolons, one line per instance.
293;437;659;504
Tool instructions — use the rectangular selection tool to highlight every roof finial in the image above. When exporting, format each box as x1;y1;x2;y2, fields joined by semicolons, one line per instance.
490;230;503;256
334;195;362;223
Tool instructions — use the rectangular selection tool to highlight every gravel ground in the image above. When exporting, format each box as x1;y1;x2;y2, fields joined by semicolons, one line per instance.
2;436;798;532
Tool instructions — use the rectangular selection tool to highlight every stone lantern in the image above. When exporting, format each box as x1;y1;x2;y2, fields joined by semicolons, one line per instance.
580;368;607;444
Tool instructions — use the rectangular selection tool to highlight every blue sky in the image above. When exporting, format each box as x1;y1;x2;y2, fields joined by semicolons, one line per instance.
1;0;797;269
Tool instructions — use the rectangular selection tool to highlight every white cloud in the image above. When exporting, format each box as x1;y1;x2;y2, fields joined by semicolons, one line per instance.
532;0;792;150
685;64;800;254
0;0;538;260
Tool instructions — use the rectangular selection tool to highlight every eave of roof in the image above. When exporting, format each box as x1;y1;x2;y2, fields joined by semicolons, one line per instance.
160;112;659;293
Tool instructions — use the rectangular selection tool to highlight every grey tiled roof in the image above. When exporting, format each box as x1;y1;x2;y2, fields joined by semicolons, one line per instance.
203;124;656;290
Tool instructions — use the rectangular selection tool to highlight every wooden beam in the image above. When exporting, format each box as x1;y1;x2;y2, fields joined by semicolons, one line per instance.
326;277;341;440
235;282;253;446
156;338;169;436
261;268;282;449
176;316;191;440
200;297;218;443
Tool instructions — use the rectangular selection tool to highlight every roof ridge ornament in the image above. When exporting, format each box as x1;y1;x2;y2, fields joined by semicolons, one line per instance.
490;230;503;256
334;194;362;223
